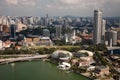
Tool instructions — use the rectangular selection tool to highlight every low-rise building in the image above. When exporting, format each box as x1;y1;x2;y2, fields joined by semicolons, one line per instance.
95;66;110;76
71;59;79;66
3;40;11;48
39;37;53;46
78;60;90;67
70;36;82;44
23;36;53;47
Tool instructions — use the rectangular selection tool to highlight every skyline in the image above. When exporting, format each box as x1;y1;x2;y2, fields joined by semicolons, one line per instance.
0;0;120;17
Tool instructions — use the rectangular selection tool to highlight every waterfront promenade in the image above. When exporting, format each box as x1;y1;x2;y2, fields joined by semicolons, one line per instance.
0;54;49;64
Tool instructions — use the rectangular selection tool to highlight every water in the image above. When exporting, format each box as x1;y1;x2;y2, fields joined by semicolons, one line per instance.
0;60;89;80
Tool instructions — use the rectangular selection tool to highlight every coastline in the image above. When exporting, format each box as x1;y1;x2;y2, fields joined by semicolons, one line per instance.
72;71;93;80
47;59;93;80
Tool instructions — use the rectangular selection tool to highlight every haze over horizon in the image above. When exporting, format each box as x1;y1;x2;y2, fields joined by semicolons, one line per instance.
0;0;120;17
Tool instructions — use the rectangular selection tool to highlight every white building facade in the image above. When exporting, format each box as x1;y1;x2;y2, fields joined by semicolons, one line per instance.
93;10;102;44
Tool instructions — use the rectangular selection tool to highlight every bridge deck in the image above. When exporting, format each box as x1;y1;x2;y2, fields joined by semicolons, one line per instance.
0;55;49;64
107;47;120;50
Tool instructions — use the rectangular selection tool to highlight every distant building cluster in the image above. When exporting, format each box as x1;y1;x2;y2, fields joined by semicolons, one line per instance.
93;9;120;46
0;10;120;49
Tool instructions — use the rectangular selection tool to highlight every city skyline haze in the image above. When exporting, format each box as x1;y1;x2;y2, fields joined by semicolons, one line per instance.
0;0;120;17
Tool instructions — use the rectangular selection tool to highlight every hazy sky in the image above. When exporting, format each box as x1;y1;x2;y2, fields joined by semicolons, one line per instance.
0;0;120;17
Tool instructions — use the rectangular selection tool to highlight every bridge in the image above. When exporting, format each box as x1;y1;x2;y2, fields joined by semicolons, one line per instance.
0;55;49;64
107;46;120;50
107;46;120;54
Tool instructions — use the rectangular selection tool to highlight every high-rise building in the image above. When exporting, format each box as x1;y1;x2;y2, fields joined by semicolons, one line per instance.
10;24;17;38
44;14;49;27
56;25;62;39
43;29;50;37
111;30;117;45
101;19;106;43
73;29;76;37
105;30;117;46
93;9;102;44
65;34;69;43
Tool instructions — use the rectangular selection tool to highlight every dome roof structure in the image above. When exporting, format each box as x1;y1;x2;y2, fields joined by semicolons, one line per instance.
76;50;94;57
51;50;73;60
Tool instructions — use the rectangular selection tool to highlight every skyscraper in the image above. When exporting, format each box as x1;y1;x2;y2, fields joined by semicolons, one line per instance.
106;30;117;46
65;34;69;43
10;24;16;39
101;19;106;43
56;25;62;39
45;14;49;27
111;30;117;46
93;9;102;44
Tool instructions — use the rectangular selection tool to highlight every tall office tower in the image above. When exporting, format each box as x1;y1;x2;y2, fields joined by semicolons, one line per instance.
46;14;49;19
93;9;102;44
111;30;117;45
64;19;69;28
106;30;117;46
44;14;49;27
65;34;69;43
101;19;106;43
10;24;17;38
56;25;62;39
73;29;76;37
40;17;44;26
105;31;110;46
43;29;50;37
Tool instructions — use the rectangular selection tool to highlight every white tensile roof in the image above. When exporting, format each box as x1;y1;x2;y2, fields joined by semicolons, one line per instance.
51;50;73;59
